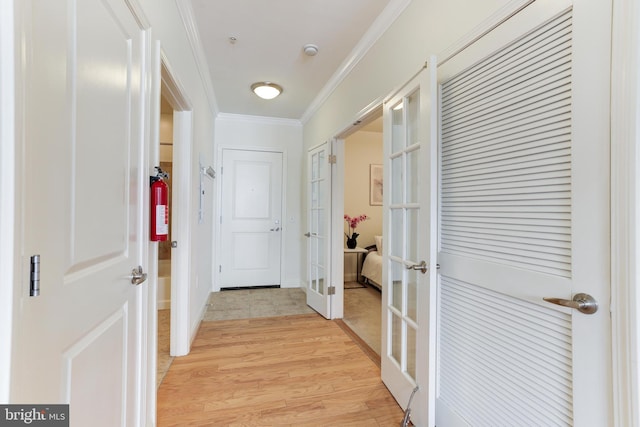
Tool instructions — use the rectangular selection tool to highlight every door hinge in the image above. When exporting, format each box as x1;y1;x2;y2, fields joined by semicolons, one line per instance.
328;286;336;295
219;265;222;273
30;255;41;297
328;154;337;164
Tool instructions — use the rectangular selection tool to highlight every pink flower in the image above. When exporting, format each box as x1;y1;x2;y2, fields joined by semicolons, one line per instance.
344;214;369;238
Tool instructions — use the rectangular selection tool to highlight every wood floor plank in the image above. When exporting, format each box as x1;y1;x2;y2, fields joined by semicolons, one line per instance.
157;314;404;426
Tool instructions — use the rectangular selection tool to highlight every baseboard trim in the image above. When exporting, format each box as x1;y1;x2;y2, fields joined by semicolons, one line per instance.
220;285;281;291
334;319;381;367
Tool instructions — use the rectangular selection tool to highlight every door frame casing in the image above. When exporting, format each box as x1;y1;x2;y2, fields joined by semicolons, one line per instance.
0;0;17;403
328;100;386;319
145;44;193;425
610;0;640;423
329;139;344;319
152;49;193;361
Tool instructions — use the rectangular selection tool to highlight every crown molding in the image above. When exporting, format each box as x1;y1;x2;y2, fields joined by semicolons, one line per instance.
300;0;411;124
216;113;302;128
125;0;151;29
437;0;534;66
175;0;219;116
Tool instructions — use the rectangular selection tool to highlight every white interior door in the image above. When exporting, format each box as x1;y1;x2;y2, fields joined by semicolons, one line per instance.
12;1;146;425
220;149;283;287
380;62;438;426
435;1;612;425
306;143;333;318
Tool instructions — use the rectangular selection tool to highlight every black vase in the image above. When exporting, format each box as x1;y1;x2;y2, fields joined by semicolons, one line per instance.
346;233;358;249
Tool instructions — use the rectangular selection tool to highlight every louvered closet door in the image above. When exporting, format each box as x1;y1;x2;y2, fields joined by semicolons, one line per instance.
435;1;612;426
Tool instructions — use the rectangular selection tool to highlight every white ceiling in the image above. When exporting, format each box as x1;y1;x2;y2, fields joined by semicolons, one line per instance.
185;0;405;121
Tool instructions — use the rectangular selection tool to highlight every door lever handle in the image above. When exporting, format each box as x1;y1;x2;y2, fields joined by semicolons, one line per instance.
406;261;428;274
128;265;147;286
304;232;311;237
543;293;598;314
270;227;280;232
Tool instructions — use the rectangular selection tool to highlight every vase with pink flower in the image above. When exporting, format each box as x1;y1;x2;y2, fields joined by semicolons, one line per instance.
344;214;369;249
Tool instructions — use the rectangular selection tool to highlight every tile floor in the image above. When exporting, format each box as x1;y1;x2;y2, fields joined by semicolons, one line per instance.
157;285;381;387
204;287;316;321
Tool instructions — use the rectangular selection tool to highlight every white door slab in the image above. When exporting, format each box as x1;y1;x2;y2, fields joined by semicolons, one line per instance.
435;1;612;425
306;142;333;318
12;0;147;425
220;149;283;287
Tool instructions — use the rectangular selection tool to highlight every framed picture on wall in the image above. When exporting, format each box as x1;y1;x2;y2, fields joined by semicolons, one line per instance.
370;164;383;206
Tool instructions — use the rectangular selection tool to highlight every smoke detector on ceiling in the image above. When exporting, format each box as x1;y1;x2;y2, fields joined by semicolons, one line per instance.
303;44;319;56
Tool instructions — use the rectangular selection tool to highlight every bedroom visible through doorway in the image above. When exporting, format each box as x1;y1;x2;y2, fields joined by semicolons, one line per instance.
342;114;383;355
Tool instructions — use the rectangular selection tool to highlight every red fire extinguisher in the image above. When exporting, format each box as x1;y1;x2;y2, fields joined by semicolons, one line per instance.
150;167;169;242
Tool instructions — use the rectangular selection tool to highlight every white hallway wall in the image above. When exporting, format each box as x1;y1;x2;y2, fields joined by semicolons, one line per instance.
343;130;383;281
214;114;304;289
344;130;383;249
127;0;217;338
301;0;512;288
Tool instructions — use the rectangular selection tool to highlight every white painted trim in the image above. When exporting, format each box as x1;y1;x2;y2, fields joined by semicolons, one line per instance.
336;96;385;139
170;110;193;357
190;292;208;345
437;0;535;66
330;139;345;319
144;39;162;427
611;0;640;425
300;0;411;123
157;50;195;359
280;150;288;290
161;51;193;110
213;145;221;293
216;112;302;128
0;0;15;403
124;0;151;29
175;0;219;116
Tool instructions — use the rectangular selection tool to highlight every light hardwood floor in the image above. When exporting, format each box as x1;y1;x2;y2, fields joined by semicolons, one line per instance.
157;313;404;426
343;284;382;356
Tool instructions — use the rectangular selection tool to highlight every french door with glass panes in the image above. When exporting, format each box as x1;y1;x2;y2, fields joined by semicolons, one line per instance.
381;59;438;426
306;142;333;318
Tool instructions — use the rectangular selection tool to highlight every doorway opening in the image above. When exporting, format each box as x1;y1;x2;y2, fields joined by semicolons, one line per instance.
338;109;384;357
156;92;174;387
153;54;194;398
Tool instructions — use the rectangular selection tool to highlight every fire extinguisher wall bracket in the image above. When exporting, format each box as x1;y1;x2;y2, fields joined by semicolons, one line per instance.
150;167;169;242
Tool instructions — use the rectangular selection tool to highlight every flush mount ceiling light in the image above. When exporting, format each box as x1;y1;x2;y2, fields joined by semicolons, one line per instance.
251;82;283;100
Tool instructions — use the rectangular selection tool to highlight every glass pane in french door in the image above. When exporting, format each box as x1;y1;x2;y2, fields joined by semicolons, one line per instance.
310;150;326;294
386;92;421;382
381;60;436;427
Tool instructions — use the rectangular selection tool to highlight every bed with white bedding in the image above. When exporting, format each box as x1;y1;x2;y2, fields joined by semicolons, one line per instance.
361;250;382;288
361;235;383;289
